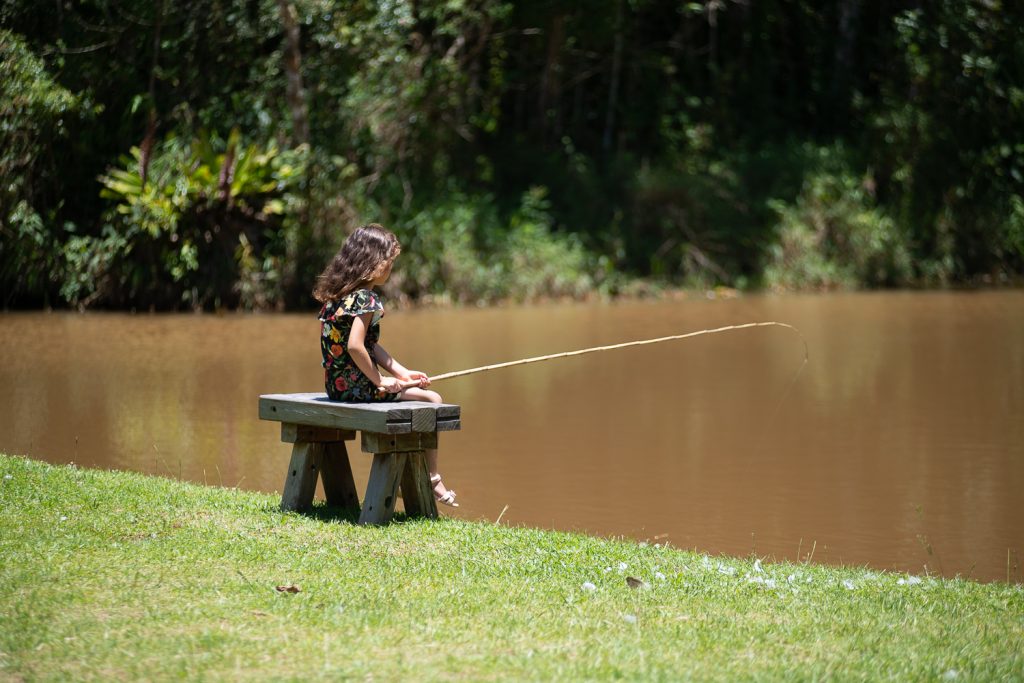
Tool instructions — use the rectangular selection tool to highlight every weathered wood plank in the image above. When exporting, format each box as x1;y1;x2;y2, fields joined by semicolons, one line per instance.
259;393;460;434
360;432;438;454
435;403;461;431
400;451;438;519
435;404;460;419
435;418;461;432
358;452;407;525
320;441;360;514
410;407;436;432
280;423;356;443
261;394;408;432
280;442;323;512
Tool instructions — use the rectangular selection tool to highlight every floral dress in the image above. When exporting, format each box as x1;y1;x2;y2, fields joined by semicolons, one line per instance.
319;288;400;403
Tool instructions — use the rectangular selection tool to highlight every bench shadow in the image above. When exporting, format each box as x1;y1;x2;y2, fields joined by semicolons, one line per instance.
259;502;429;526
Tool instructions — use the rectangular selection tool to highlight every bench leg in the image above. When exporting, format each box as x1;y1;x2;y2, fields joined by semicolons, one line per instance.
358;452;407;525
321;441;360;515
281;442;323;512
400;451;438;519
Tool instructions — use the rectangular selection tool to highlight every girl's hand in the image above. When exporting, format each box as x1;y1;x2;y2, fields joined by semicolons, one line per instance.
378;377;403;394
403;371;430;388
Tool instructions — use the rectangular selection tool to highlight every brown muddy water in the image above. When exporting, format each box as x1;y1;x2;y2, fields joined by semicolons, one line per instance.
1;291;1022;581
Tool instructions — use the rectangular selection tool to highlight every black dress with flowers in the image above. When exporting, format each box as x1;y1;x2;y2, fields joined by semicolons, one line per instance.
319;288;400;403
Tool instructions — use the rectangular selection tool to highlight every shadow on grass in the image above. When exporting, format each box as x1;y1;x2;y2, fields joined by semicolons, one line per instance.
258;502;430;526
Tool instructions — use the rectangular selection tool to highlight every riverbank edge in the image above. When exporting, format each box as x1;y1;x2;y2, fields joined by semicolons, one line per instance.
7;280;1024;315
0;282;736;315
1;453;1021;681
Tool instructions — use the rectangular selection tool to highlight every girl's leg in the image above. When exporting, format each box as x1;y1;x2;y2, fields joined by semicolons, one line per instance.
398;387;442;404
399;387;455;502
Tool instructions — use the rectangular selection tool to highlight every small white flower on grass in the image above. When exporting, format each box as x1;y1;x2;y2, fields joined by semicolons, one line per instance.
618;562;628;573
842;579;856;590
898;576;923;586
603;566;613;573
942;670;959;680
581;582;597;592
3;474;12;480
654;572;666;581
787;574;797;584
654;543;661;549
753;559;764;574
745;575;778;589
717;564;736;576
623;614;637;624
60;515;68;522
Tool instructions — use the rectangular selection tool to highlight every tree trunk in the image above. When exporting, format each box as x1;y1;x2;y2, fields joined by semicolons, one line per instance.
277;0;309;145
139;0;165;187
603;0;625;152
538;12;565;142
830;0;861;127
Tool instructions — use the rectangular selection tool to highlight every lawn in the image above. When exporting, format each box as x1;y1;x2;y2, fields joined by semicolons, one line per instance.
1;454;1021;681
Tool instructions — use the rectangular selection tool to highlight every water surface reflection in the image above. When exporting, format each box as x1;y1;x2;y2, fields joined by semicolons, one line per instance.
1;291;1021;581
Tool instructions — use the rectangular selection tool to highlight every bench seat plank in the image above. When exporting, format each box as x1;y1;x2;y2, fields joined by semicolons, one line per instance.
259;393;460;434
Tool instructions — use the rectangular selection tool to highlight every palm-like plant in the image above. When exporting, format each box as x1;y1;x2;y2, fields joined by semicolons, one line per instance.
87;129;307;309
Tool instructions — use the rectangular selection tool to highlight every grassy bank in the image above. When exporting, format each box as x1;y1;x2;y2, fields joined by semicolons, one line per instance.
1;454;1021;681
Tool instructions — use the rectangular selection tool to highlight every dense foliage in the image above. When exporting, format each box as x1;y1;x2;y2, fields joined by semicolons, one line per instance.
2;0;1021;309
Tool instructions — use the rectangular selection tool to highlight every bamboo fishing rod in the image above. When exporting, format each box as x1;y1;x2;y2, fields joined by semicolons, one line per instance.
383;321;809;392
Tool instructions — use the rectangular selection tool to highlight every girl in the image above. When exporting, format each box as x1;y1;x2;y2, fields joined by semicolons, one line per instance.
313;224;458;507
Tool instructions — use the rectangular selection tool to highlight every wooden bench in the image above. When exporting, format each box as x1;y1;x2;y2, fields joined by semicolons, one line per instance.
258;393;461;524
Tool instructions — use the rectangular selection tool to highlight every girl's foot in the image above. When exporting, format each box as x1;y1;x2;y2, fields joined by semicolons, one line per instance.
430;474;459;507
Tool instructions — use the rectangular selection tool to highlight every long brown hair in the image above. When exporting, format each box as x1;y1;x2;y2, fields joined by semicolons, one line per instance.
313;224;401;303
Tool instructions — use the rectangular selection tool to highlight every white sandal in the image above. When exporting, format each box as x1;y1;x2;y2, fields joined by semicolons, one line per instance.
430;474;459;507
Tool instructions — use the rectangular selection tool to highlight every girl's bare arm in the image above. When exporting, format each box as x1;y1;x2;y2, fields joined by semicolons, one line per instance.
375;342;430;387
371;342;400;376
347;313;385;387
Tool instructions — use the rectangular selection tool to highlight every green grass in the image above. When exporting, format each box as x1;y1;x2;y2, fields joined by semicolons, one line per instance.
1;454;1021;681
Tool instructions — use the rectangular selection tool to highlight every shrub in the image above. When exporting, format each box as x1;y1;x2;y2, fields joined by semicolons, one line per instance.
0;30;87;306
361;186;598;305
492;187;594;302
64;130;306;309
764;171;914;291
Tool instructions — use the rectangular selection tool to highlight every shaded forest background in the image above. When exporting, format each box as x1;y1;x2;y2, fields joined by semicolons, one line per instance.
2;0;1022;310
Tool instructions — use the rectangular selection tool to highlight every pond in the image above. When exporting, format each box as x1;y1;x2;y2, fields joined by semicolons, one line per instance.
1;290;1021;581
